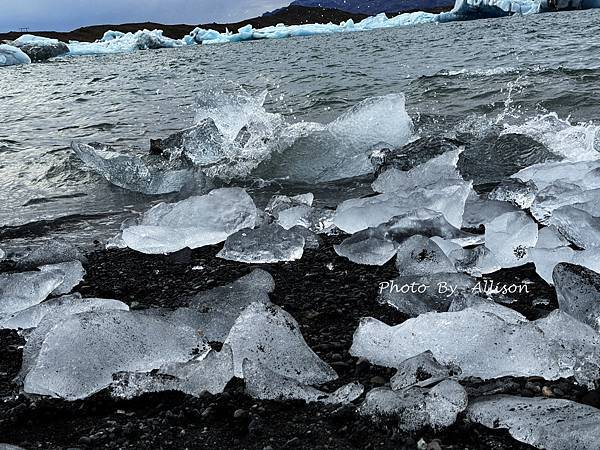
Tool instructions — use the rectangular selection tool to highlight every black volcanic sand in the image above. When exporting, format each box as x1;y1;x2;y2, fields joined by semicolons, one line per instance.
1;235;599;449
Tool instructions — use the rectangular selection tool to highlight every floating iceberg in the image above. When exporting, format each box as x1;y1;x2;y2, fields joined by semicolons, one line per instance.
358;380;468;431
217;224;305;263
553;263;600;331
224;302;337;384
350;306;600;384
243;359;363;404
67;29;185;56
72;142;198;195
0;44;31;66
466;395;600;450
121;188;257;254
12;34;69;61
23;309;208;400
440;0;541;22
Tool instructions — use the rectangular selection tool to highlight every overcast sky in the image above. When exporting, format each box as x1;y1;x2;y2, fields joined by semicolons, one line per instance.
1;0;290;32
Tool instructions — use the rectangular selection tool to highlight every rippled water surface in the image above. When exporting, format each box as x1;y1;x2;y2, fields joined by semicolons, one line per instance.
1;10;600;249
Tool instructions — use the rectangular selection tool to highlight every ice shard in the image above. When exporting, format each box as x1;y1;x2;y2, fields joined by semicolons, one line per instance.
23;310;209;400
111;345;234;398
243;359;363;404
16;238;86;269
511;159;600;191
224;302;337;384
358;380;468;431
72;142;197;195
378;273;476;316
548;205;600;249
395;235;456;276
122;188;257;254
488;178;538;209
484;211;538;268
0;271;64;317
38;261;86;295
553;263;600;331
466;395;600;450
334;183;472;233
0;293;128;330
186;269;274;341
217;224;305;263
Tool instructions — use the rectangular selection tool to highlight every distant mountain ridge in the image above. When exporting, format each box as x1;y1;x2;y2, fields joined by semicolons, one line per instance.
289;0;455;14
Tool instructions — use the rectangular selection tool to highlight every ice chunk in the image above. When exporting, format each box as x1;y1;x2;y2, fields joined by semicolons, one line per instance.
13;35;69;61
335;209;482;266
511;159;600;191
536;225;570;249
0;271;64;317
23;310;208;400
466;395;600;450
256;93;414;183
350;305;600;382
217;224;305;263
334;183;473;233
38;261;85;295
276;205;336;234
243;359;363;404
549;206;600;249
0;293;128;330
488;178;538;209
448;245;502;277
72;142;197;195
462;197;518;229
553;263;600;331
371;149;463;194
111;345;234;398
122;188;257;254
16;238;86;269
531;183;600;224
186;269;274;341
484;211;538;268
378;273;476;316
0;248;5;260
359;380;467;431
395;235;456;276
448;295;528;323
0;44;31;66
265;193;314;217
224;302;337;384
390;351;460;390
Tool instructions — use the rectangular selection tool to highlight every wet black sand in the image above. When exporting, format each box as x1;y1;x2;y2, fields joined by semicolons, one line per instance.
1;235;598;449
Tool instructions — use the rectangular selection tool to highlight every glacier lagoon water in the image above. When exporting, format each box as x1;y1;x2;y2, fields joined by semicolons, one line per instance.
1;9;600;250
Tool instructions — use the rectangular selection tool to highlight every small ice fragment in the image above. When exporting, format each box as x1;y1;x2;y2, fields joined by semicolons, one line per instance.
553;263;600;331
488;178;538;209
217;224;305;263
243;359;363;404
462;197;518;229
224;302;337;384
485;211;538;268
390;351;460;390
466;395;600;450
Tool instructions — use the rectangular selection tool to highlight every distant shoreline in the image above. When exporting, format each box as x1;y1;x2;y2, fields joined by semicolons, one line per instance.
0;5;451;43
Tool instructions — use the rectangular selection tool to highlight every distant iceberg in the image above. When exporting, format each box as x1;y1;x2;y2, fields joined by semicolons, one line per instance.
67;29;185;56
0;44;31;66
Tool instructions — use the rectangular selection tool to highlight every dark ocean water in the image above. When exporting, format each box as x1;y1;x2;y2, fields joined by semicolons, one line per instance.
1;9;599;250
